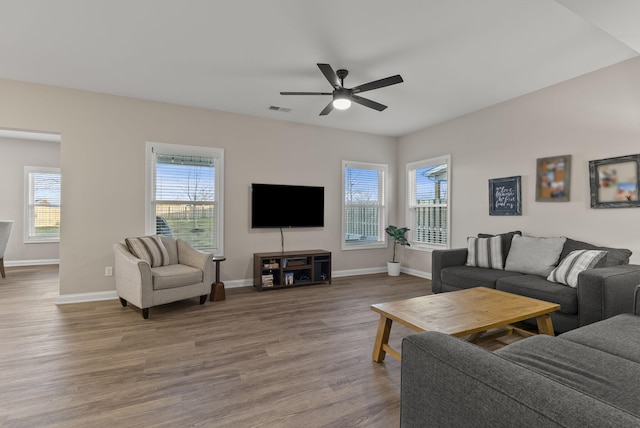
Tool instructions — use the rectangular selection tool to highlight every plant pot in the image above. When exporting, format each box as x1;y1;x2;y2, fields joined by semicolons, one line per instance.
387;261;401;276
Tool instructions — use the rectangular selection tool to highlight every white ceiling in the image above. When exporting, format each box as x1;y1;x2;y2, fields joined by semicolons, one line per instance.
0;0;638;137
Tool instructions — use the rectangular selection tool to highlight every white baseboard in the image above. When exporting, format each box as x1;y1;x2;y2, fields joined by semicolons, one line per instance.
55;267;431;304
57;290;118;305
5;259;59;267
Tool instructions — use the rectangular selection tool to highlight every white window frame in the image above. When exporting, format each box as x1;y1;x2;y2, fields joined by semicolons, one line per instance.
341;160;388;250
406;154;451;251
24;166;61;243
146;142;224;255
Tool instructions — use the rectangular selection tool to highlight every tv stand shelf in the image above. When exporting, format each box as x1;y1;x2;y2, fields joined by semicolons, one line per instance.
253;250;332;291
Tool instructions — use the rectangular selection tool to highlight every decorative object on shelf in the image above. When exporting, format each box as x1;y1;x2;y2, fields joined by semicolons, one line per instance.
589;154;640;208
385;225;410;276
489;176;522;216
285;272;294;285
536;155;571;202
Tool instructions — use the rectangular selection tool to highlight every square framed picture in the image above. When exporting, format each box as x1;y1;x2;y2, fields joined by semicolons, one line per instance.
489;176;522;216
589;154;640;208
535;155;571;202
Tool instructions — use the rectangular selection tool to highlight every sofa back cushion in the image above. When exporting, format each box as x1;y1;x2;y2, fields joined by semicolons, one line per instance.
158;235;179;265
560;238;631;267
505;235;566;276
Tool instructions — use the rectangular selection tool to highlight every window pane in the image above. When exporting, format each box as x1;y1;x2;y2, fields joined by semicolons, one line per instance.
343;165;385;244
153;152;218;251
27;170;61;241
407;158;449;247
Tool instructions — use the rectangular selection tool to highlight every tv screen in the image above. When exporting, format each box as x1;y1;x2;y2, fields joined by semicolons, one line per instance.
251;183;324;228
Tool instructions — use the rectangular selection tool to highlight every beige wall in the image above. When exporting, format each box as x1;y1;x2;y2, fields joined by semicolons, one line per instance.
2;56;639;296
398;57;640;274
0;79;396;296
0;136;60;263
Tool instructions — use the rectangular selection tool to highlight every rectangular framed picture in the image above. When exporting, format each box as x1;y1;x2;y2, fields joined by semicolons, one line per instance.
536;155;571;202
489;176;522;216
589;154;640;208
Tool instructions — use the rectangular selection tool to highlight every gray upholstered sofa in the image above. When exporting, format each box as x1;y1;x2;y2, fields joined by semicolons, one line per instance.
400;286;640;427
432;232;640;333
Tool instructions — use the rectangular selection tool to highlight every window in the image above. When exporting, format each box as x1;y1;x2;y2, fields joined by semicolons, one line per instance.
147;142;224;254
24;166;61;243
342;161;387;249
406;155;450;249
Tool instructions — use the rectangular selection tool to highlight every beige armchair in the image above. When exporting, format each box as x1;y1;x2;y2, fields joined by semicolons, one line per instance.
113;235;213;319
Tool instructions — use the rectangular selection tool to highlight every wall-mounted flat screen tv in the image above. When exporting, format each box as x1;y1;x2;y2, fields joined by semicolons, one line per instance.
251;183;324;228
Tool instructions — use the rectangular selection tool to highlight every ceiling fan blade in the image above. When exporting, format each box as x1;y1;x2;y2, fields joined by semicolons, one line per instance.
280;92;332;95
317;63;341;89
319;101;334;116
352;75;403;94
351;95;387;111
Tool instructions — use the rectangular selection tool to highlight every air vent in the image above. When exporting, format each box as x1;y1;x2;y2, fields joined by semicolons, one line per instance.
268;105;291;113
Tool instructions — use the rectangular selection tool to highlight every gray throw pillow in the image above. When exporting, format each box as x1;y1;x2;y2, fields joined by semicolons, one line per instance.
505;235;566;276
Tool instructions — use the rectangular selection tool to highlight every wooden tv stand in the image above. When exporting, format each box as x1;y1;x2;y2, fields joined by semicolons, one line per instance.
253;250;332;291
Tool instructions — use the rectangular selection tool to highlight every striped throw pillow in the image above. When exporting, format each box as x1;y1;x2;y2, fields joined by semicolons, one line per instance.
466;236;503;270
125;235;170;268
547;249;607;287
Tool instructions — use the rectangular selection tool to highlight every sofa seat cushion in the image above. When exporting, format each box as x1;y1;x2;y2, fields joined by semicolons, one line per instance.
495;335;640;417
496;275;577;315
151;264;203;290
441;266;523;290
559;314;640;364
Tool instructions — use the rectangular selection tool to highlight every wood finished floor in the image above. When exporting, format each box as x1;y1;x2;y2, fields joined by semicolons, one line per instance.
1;266;528;427
1;265;434;427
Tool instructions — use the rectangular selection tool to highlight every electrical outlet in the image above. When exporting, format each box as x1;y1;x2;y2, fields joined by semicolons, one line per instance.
105;266;113;277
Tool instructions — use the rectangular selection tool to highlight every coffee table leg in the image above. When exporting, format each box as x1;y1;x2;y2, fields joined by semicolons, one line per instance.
536;314;555;336
372;315;393;362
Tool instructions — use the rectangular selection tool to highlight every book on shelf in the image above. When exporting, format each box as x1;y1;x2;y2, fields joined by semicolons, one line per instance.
261;274;274;287
263;263;279;269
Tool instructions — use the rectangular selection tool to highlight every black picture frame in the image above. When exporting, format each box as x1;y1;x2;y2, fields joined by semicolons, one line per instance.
489;176;522;216
589;154;640;208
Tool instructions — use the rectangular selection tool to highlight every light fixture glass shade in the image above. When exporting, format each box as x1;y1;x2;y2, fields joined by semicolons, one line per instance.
333;97;351;110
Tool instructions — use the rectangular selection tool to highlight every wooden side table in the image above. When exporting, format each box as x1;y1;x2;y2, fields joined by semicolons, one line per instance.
210;256;226;301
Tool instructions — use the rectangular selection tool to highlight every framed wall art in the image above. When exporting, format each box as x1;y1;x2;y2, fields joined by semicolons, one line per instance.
589;154;640;208
536;155;571;202
489;176;522;216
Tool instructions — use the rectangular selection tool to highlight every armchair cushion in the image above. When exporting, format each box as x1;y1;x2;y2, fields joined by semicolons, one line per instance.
125;235;169;267
151;264;203;290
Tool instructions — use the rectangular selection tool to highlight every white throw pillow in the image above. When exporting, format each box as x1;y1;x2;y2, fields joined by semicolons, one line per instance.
504;235;566;276
466;236;503;270
547;249;607;288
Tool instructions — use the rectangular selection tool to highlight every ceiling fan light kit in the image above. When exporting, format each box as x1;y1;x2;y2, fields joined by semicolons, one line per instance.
280;63;403;116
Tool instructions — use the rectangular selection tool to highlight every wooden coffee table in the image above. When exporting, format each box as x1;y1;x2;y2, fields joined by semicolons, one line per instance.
371;287;560;362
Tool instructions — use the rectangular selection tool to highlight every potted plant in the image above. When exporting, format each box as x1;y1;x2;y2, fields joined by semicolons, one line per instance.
385;225;410;276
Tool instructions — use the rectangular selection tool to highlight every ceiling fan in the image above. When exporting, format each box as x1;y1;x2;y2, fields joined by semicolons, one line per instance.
280;63;403;116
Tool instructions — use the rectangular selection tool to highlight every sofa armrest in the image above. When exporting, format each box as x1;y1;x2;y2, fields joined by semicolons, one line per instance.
577;264;640;327
177;239;214;286
400;331;639;428
113;243;153;308
431;248;467;293
634;285;640;316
